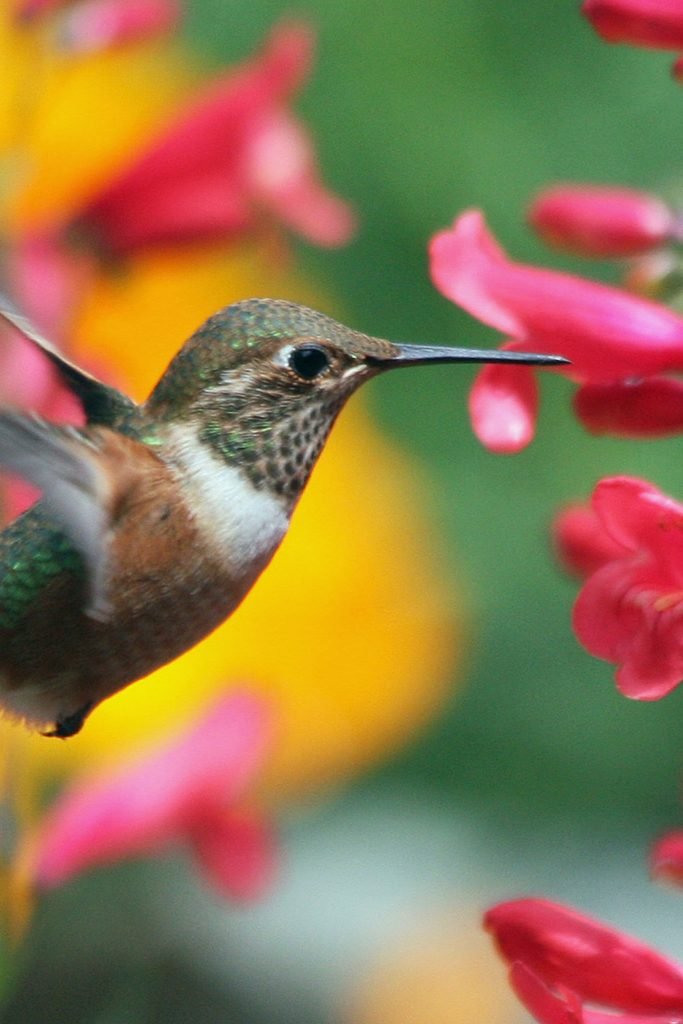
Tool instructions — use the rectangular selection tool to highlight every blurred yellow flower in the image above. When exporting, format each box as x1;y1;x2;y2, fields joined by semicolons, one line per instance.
345;913;518;1024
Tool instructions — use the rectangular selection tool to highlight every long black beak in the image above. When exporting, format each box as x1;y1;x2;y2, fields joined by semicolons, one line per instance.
377;343;569;369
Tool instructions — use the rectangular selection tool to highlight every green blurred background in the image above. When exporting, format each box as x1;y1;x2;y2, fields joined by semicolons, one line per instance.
4;1;683;1021
180;0;683;827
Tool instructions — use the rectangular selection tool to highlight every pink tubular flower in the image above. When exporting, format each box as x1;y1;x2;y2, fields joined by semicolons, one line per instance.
571;475;683;700
583;0;683;50
429;210;683;451
73;20;356;253
528;185;675;258
484;897;683;1017
651;831;683;888
34;690;275;900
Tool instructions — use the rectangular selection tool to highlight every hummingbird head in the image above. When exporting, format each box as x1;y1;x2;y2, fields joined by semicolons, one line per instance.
146;298;566;506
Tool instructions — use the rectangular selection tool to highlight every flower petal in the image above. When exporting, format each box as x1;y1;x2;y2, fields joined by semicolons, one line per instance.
430;209;525;338
573;558;683;699
484;898;683;1013
575;377;683;438
246;113;356;247
651;831;683;888
468;352;538;453
552;502;628;578
592;476;683;565
509;962;582;1024
188;808;276;901
583;0;683;50
509;954;683;1024
35;690;271;887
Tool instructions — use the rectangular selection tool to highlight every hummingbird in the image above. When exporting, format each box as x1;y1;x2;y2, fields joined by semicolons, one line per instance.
0;297;566;738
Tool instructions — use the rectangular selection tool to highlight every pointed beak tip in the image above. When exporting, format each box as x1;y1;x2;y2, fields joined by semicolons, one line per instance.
533;353;571;367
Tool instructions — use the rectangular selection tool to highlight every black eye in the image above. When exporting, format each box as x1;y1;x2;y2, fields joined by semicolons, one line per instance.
288;344;331;380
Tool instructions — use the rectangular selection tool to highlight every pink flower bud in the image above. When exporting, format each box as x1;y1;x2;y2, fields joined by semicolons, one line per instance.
528;185;674;258
583;0;683;50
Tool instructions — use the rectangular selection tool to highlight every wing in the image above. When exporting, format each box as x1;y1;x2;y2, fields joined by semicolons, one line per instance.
0;293;136;426
0;412;112;620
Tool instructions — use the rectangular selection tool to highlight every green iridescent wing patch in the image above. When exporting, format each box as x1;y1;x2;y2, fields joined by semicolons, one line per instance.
0;505;84;630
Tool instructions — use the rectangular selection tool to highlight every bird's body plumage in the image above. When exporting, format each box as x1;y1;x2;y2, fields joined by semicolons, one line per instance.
0;426;251;733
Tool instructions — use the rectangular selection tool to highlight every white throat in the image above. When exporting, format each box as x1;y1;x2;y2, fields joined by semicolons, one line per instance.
164;426;290;578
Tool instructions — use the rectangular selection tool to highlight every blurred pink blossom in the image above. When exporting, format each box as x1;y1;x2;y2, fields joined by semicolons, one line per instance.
528;184;675;258
35;690;275;900
73;20;356;253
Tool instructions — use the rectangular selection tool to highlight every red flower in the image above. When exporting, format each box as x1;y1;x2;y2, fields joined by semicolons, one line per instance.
553;502;627;577
528;185;675;258
34;690;275;900
571;475;683;699
583;0;683;50
429;210;683;451
485;897;683;1019
509;960;681;1024
73;20;356;253
574;377;683;438
651;831;683;888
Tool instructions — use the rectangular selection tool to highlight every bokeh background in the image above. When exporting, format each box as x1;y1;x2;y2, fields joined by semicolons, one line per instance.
3;1;683;1021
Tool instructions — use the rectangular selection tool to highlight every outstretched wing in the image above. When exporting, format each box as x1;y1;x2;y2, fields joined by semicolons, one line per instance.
0;412;111;620
0;293;136;426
